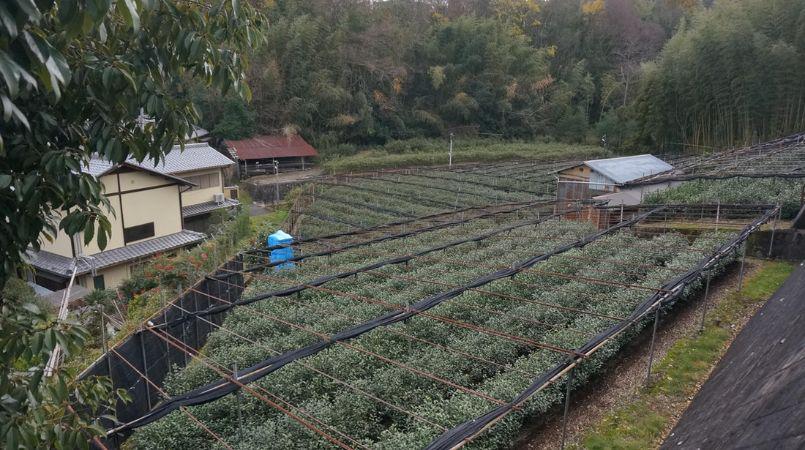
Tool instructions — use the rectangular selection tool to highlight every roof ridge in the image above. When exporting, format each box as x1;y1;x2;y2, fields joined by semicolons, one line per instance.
585;153;655;163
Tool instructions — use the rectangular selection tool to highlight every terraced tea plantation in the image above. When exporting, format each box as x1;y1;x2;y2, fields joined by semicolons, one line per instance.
297;162;567;236
644;177;803;219
120;158;774;449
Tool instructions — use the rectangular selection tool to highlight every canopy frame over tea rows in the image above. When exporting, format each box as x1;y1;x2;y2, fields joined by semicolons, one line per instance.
629;131;805;185
82;197;778;449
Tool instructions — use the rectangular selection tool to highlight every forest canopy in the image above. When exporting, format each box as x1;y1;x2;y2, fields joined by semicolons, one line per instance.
195;0;805;154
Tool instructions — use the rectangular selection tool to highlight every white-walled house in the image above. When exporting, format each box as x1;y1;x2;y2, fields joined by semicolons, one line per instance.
26;143;240;291
27;161;205;291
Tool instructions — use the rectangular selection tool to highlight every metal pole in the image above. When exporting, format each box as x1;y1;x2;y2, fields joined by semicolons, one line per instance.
768;207;779;257
448;132;454;168
100;308;109;354
162;289;169;358
715;201;720;232
139;331;153;410
193;292;201;349
179;284;187;366
274;160;280;204
233;363;243;440
737;244;746;292
646;307;660;385
699;270;712;333
560;367;575;450
100;308;114;383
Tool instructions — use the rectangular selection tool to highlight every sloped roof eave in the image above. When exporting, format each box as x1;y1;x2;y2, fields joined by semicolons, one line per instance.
26;230;206;278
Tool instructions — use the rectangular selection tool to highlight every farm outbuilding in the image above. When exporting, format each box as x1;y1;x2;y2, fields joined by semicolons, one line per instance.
557;154;674;206
225;134;319;177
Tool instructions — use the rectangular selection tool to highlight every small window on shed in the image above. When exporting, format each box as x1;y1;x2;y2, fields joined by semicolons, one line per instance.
123;222;155;244
93;275;106;290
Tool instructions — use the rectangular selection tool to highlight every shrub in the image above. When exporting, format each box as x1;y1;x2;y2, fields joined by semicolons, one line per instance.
645;177;803;219
132;210;739;449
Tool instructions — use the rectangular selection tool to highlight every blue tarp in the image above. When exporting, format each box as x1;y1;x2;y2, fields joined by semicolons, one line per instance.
268;230;294;270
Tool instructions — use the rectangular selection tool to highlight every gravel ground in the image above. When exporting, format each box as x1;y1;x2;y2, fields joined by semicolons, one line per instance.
515;259;765;450
246;168;323;185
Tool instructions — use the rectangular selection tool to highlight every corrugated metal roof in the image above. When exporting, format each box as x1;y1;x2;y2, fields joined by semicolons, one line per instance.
26;230;205;277
225;135;319;160
584;154;673;185
182;198;240;218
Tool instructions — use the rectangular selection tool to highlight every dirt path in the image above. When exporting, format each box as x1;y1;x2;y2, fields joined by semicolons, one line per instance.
246;168;323;185
515;260;765;450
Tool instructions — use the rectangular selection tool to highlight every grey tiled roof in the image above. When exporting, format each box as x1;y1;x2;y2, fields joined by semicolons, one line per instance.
585;154;673;185
27;230;205;278
182;198;240;218
83;143;234;177
137;143;235;174
84;158;117;177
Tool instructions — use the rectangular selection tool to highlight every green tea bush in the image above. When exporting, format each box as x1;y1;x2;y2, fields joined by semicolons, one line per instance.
645;177;803;219
132;208;739;449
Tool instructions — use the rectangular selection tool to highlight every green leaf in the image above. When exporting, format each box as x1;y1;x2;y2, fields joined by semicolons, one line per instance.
56;0;78;24
0;3;19;38
5;427;18;450
11;0;41;22
119;0;140;31
22;31;47;64
1;95;31;130
96;225;107;250
29;369;43;392
0;174;11;189
83;218;94;245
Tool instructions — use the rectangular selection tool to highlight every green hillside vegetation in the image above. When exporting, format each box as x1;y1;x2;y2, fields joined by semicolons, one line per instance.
320;139;608;173
196;0;805;155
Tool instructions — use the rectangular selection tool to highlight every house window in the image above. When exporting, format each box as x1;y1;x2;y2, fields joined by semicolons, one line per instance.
93;275;106;290
185;173;220;191
123;222;155;244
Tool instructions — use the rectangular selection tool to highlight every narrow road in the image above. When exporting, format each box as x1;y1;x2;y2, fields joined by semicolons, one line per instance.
662;261;805;450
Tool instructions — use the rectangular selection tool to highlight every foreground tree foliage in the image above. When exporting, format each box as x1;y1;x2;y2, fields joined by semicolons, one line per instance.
0;0;262;446
0;0;262;284
1;280;128;448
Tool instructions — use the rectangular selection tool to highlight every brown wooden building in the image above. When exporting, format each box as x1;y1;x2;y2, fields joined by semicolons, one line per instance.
225;134;319;177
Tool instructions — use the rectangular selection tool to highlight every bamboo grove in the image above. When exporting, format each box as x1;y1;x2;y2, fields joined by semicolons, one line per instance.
194;0;805;153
